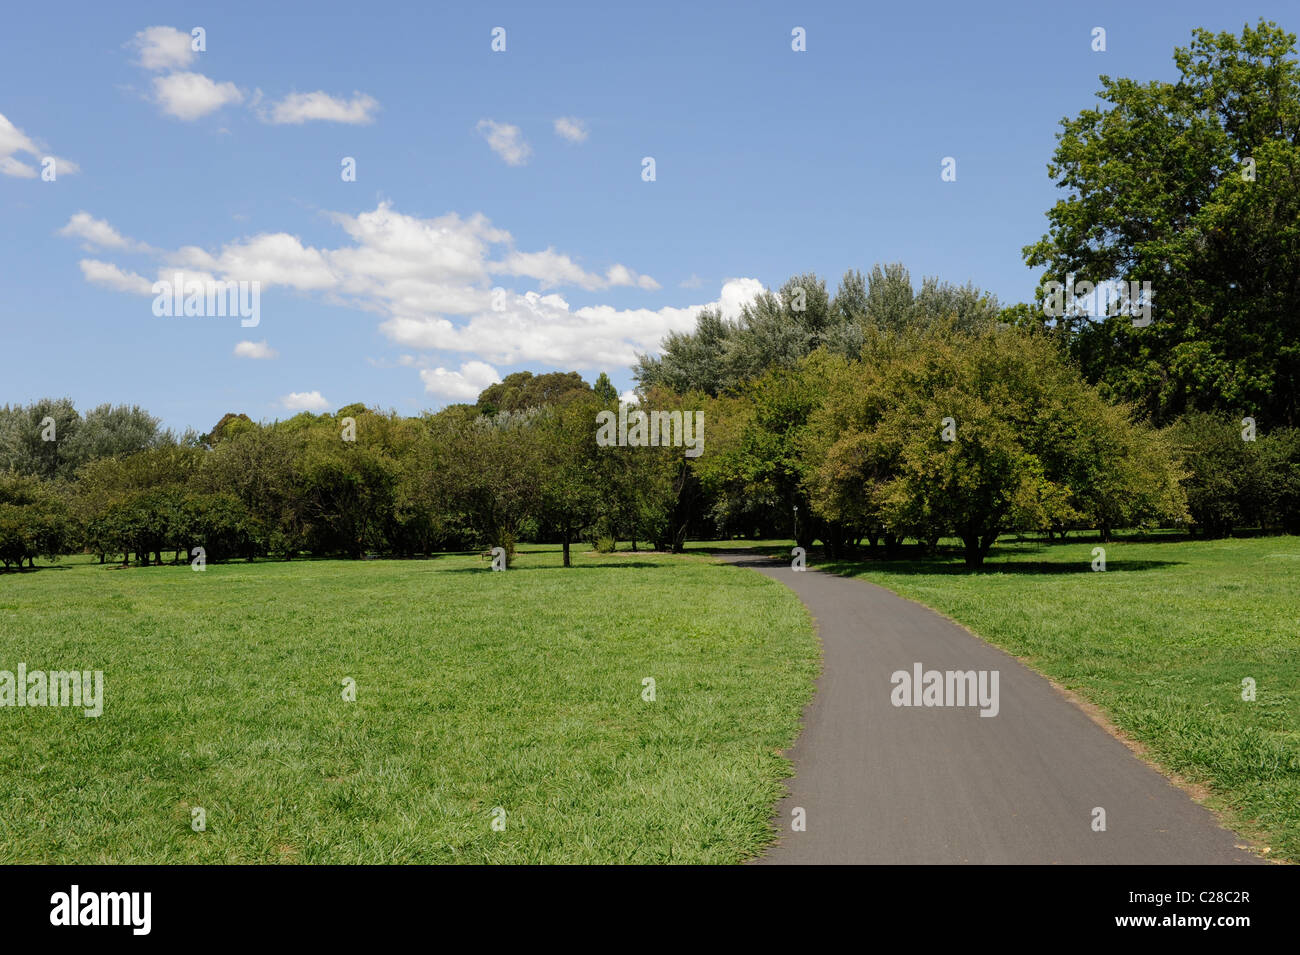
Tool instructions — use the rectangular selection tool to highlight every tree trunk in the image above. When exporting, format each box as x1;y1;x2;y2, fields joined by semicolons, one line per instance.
562;524;571;568
884;533;901;558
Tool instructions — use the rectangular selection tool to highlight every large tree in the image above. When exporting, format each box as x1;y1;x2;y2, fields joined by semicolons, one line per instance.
801;326;1186;566
1025;20;1300;425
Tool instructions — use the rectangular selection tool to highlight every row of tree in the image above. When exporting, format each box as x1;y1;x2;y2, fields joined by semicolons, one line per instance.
0;375;693;569
4;316;1297;570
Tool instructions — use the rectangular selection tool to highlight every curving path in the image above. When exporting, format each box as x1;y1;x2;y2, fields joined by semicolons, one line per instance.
717;551;1260;865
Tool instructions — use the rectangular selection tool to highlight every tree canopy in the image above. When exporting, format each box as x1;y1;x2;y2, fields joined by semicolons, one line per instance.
1025;19;1300;426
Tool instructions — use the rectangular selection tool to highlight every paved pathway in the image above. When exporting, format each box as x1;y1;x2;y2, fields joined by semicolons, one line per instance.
718;552;1260;865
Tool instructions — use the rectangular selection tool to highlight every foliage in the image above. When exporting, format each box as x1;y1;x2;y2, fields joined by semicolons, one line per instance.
1025;20;1300;425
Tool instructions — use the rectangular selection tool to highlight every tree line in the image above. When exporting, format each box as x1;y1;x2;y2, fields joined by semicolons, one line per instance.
4;307;1298;571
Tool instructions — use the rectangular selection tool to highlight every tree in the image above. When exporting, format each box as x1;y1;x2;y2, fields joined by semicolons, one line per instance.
1168;414;1267;536
295;426;396;559
0;398;80;480
802;327;1186;566
1024;20;1300;425
202;412;256;447
475;371;591;415
536;396;603;566
694;363;830;549
62;404;161;468
0;474;70;569
432;406;545;563
198;424;303;558
593;372;619;403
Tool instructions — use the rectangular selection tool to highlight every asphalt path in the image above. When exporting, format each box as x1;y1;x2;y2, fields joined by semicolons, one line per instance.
717;551;1260;865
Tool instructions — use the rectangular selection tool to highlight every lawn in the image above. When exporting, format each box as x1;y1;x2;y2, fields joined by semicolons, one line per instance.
780;533;1300;862
0;547;818;863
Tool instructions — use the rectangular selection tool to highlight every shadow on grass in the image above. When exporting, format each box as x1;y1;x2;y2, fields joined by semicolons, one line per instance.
817;557;1184;576
0;563;75;574
714;548;1183;575
442;561;667;573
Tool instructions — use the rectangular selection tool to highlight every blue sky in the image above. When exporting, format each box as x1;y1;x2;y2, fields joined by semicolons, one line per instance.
2;0;1295;434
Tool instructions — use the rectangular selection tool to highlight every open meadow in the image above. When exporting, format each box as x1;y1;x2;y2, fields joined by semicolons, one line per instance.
0;548;818;863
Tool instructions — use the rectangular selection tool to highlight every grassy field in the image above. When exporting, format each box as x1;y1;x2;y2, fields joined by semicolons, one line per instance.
728;533;1299;862
0;547;818;863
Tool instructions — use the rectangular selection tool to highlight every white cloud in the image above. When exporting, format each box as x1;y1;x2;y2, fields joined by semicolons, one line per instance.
152;266;219;292
260;91;379;125
59;212;150;251
496;251;658;292
0;112;77;178
130;26;195;71
281;391;331;412
380;278;761;368
0;156;36;178
496;249;603;291
553;117;588;143
152;72;243;120
170;233;335;290
78;259;154;294
419;361;502;401
718;277;765;319
61;203;757;384
476;119;531;166
604;263;661;291
234;340;278;360
679;273;704;289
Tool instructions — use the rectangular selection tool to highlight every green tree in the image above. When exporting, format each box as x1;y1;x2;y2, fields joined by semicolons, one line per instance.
1024;20;1300;424
1168;413;1268;536
475;371;591;415
593;372;619;403
63;403;161;469
0;474;71;569
803;327;1185;566
0;398;81;480
536;396;604;567
432;406;545;563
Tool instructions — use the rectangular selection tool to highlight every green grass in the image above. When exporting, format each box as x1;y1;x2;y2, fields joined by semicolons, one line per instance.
799;533;1300;863
0;546;817;863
